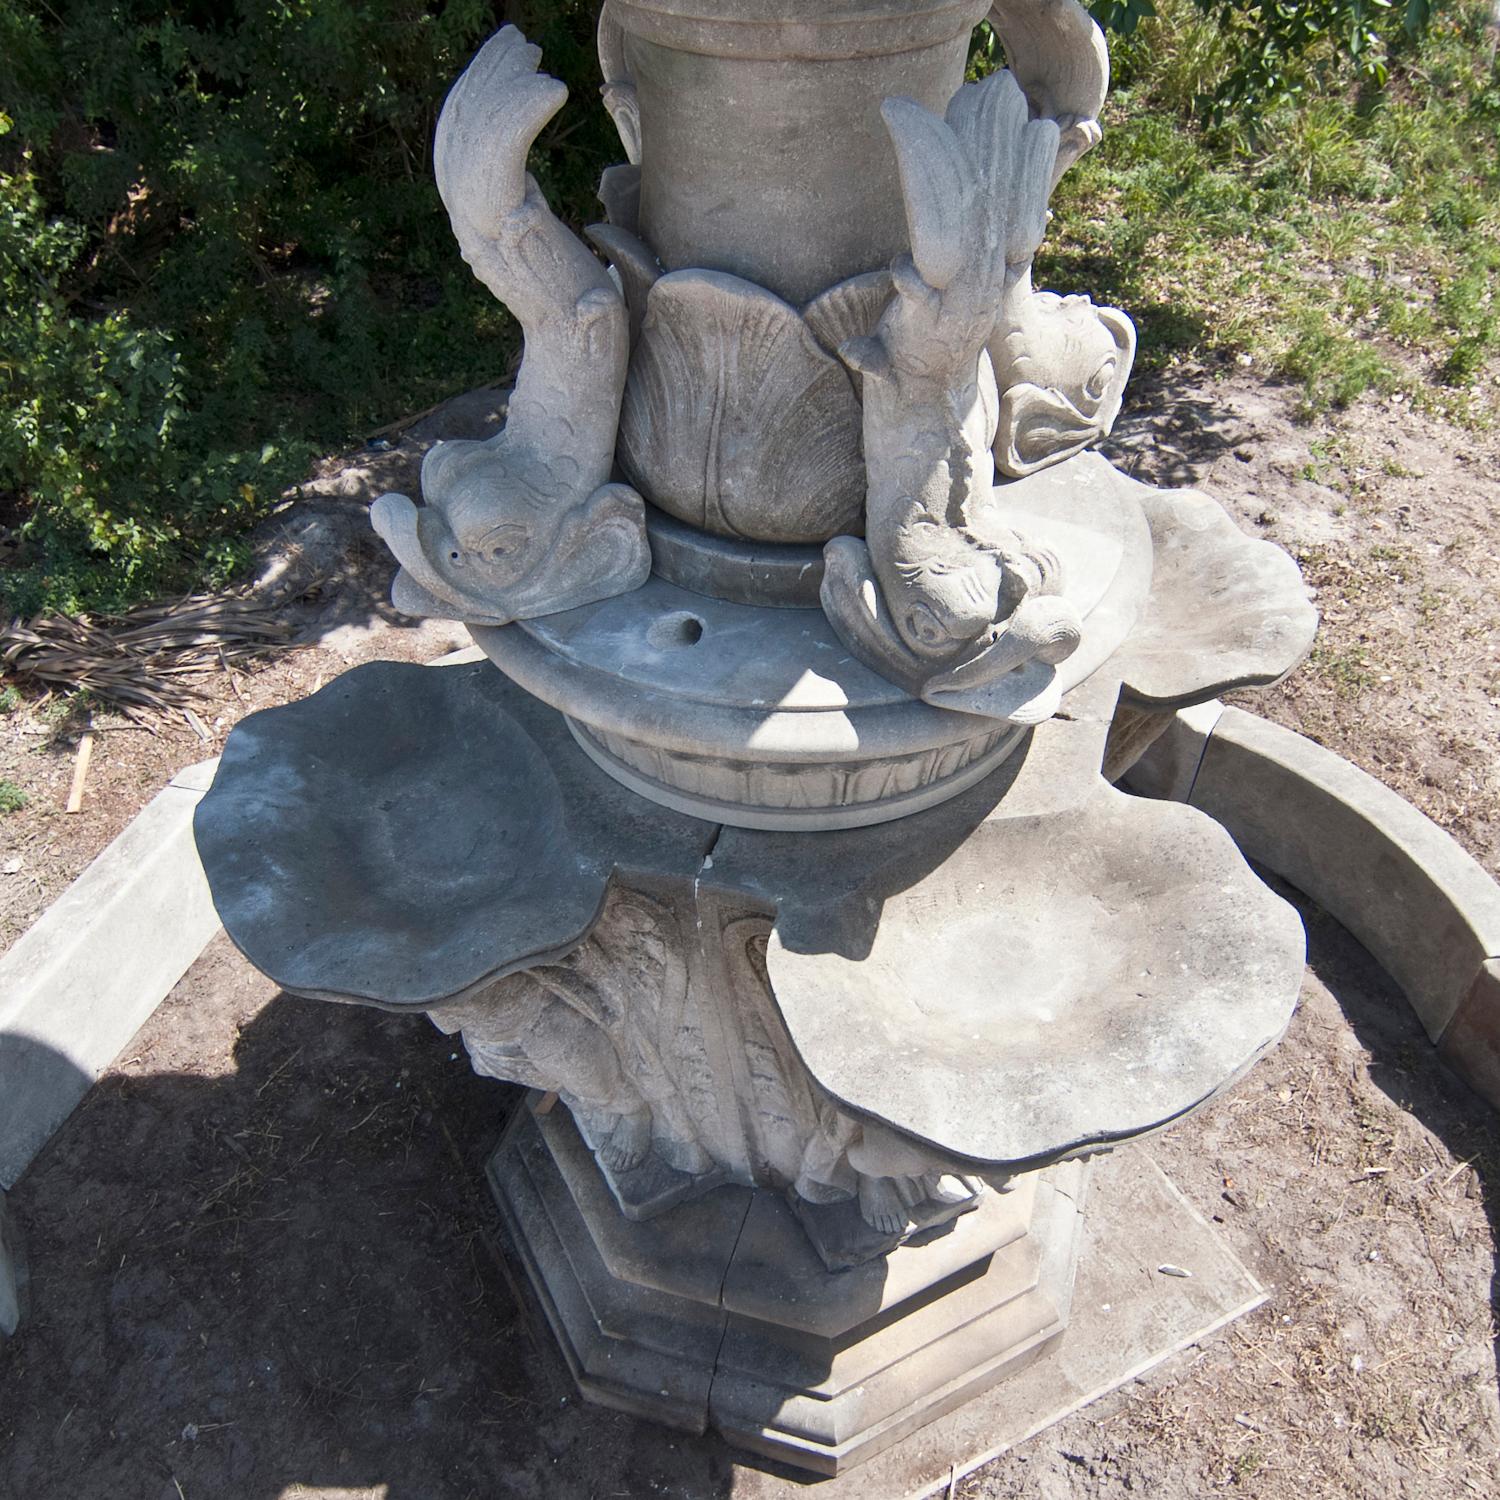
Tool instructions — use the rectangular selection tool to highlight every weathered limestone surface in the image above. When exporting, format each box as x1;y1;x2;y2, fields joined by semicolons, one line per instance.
1439;959;1500;1113
370;28;650;626
195;3;1334;1477
1111;697;1224;795
198;662;1307;1270
609;0;990;305
760;786;1304;1168
194;660;716;1008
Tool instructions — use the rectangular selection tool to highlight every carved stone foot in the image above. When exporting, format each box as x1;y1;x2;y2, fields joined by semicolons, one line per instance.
598;1108;653;1171
572;1109;730;1223
797;1172;985;1274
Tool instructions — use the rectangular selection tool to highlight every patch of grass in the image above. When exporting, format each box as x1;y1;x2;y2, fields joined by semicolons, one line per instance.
0;779;28;813
1040;0;1500;418
1311;643;1376;698
0;685;19;713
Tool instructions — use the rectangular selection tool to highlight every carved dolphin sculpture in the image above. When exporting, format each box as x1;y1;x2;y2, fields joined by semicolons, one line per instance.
982;0;1137;477
821;69;1084;723
371;26;650;626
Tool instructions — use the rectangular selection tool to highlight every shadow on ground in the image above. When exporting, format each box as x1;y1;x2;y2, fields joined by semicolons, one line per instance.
0;939;741;1500
1;878;1497;1500
1292;877;1500;1370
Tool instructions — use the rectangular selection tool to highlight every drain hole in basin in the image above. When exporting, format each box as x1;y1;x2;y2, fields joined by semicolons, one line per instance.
647;611;706;649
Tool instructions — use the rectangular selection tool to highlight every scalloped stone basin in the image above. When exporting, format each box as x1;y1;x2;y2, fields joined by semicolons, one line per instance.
193;662;604;1007
766;785;1306;1169
1110;472;1318;709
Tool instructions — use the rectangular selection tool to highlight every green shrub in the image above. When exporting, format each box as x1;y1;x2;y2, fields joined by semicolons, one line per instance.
2;0;1495;623
0;0;610;617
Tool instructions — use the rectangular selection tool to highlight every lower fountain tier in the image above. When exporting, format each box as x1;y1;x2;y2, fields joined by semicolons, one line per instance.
471;456;1154;831
492;1096;1086;1476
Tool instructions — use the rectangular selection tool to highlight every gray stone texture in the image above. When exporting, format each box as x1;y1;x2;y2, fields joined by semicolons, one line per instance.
370;27;650;626
491;1095;1266;1486
489;1097;1081;1475
1113;475;1318;709
1;763;220;1188
760;783;1305;1168
1438;959;1500;1113
726;1150;1264;1498
613;0;989;305
618;268;866;541
474;451;1171;828
1118;697;1224;799
194;660;716;1008
644;503;826;608
471;577;1034;831
1188;706;1500;1040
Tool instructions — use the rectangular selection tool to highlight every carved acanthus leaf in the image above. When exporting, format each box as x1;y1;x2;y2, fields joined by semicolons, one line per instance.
620;270;866;543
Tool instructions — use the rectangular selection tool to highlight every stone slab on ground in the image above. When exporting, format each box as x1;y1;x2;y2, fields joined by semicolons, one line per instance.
1186;707;1500;1041
729;1148;1265;1500
0;758;220;1188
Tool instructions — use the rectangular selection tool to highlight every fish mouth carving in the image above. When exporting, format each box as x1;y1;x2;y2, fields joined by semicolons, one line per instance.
371;483;653;629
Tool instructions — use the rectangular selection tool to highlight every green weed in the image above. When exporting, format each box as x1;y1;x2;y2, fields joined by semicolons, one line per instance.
1041;0;1500;416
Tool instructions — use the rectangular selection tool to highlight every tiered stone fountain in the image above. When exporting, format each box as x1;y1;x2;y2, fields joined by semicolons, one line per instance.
195;0;1317;1478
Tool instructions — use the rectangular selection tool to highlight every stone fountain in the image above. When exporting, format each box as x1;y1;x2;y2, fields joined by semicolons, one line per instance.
195;0;1317;1479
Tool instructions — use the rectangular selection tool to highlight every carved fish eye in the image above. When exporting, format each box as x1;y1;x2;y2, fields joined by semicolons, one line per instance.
905;603;951;648
478;524;530;564
1085;358;1116;402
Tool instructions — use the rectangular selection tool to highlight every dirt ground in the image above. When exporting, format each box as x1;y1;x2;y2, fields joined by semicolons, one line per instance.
0;893;1494;1499
1;364;1498;1498
0;388;509;952
1100;365;1500;878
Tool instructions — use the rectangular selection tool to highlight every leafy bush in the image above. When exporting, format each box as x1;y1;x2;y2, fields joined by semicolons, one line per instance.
1087;0;1444;115
2;0;1494;622
0;0;610;617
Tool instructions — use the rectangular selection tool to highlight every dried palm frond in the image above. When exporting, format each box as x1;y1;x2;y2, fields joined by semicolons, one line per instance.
0;591;293;716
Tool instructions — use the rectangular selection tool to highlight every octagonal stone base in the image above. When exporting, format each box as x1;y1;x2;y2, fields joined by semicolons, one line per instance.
489;1095;1086;1476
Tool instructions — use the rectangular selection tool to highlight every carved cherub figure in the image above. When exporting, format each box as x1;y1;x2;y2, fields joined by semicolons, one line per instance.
427;891;712;1178
794;1094;988;1237
371;26;650;626
428;974;658;1171
820;67;1085;723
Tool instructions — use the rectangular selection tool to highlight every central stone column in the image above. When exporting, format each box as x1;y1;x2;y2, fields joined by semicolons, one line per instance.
615;0;990;303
